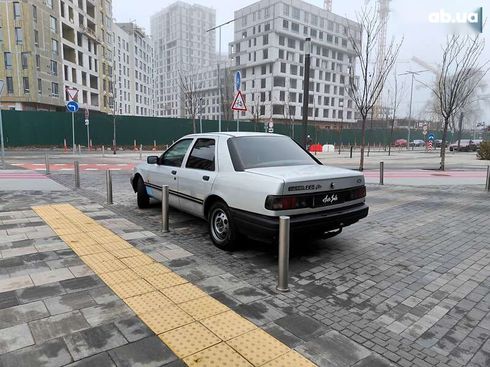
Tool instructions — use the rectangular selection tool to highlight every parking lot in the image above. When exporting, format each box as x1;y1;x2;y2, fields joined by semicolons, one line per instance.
0;149;489;366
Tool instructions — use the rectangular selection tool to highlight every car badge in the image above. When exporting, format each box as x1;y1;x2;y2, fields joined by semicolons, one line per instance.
330;182;335;189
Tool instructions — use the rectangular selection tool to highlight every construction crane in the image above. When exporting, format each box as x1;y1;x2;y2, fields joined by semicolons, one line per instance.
373;0;391;119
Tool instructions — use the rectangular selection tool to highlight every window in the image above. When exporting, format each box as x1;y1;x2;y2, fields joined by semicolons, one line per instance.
23;77;29;93
50;60;58;76
161;139;192;167
263;34;268;45
32;5;37;21
46;0;53;9
52;39;59;55
283;4;289;16
287;38;295;48
36;54;40;70
13;2;21;19
279;36;285;46
264;23;270;31
50;16;57;32
283;20;288;29
290;79;297;88
186;139;215;171
38;78;42;94
280;63;286;73
291;22;299;32
273;77;286;87
6;77;14;94
34;30;39;45
15;28;23;44
261;78;266;88
263;49;268;59
21;52;29;69
292;7;300;19
4;52;12;69
290;65;298;75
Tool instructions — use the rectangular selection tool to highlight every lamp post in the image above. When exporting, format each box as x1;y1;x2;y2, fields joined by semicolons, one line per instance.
302;37;311;149
399;70;428;149
338;99;344;154
0;80;5;169
199;97;203;133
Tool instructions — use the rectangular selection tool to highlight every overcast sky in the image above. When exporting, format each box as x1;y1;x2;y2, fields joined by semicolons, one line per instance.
113;0;489;125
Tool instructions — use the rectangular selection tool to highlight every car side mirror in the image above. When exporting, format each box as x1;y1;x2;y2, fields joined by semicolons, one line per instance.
147;156;158;165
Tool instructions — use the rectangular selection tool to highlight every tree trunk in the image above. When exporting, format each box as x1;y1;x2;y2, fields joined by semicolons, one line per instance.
440;118;449;171
192;116;196;134
359;116;367;171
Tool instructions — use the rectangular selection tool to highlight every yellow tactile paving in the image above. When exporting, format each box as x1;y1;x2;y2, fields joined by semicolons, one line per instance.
124;291;172;314
262;350;317;367
184;342;253;367
98;268;141;285
201;310;257;341
179;296;229;321
159;322;221;358
132;263;171;278
32;204;316;367
227;329;290;366
109;278;155;299
120;254;154;268
145;272;188;290
161;283;207;304
139;305;194;334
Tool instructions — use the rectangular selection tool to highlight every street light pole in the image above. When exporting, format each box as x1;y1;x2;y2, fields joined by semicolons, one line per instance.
199;97;203;133
0;80;5;169
302;37;311;149
338;100;344;154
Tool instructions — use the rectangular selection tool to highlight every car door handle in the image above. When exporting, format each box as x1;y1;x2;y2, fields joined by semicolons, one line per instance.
202;175;210;181
171;170;177;175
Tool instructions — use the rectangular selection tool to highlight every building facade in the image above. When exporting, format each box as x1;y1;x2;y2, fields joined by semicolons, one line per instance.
0;0;64;110
0;0;114;113
151;1;216;117
229;0;360;127
113;22;154;116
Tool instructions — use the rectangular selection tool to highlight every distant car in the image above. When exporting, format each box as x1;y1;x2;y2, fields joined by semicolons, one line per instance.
394;139;408;147
410;139;425;147
449;140;478;152
434;139;442;148
130;132;368;250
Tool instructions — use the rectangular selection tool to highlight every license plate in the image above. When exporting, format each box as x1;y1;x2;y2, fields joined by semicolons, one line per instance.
313;192;347;208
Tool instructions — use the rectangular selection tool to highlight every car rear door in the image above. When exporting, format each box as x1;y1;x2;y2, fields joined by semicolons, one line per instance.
145;138;193;208
178;138;217;218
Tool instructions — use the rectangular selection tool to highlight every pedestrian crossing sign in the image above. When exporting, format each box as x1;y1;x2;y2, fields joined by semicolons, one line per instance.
231;91;247;111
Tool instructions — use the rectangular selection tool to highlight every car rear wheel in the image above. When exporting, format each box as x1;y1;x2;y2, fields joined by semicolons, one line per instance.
208;201;238;251
137;178;150;209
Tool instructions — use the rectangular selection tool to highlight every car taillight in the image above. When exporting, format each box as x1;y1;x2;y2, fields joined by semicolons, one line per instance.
265;195;311;210
351;186;366;200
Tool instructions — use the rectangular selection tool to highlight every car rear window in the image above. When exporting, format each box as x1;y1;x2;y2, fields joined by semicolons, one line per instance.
227;136;319;170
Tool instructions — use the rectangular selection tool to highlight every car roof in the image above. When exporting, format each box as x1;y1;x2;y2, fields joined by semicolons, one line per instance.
183;132;285;138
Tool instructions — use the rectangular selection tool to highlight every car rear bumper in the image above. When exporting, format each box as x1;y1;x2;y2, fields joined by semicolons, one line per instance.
230;203;369;241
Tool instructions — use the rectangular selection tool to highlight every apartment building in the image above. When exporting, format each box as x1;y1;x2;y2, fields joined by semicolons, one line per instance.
151;1;216;117
113;22;154;116
0;0;64;110
0;0;114;113
229;0;361;127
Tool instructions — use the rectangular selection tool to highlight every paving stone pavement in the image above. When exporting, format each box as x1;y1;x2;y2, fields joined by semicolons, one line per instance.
0;172;488;366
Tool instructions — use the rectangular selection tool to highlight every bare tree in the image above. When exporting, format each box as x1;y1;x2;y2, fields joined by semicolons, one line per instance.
178;70;200;133
420;34;489;170
251;93;263;131
386;72;405;156
346;2;403;170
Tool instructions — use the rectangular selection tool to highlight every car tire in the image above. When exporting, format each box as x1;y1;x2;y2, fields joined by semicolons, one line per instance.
208;201;238;251
136;178;150;209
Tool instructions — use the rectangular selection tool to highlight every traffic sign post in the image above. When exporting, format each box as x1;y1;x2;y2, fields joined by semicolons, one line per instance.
231;90;246;132
234;72;242;132
427;133;435;152
0;80;5;169
85;108;90;151
67;101;79;154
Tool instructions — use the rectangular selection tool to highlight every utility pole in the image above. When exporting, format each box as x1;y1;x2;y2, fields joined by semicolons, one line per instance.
302;38;311;149
457;112;464;150
400;70;428;149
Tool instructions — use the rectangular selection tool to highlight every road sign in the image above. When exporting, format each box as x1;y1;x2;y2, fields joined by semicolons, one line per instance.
231;91;247;111
66;87;78;101
235;71;241;91
66;101;79;113
428;133;435;141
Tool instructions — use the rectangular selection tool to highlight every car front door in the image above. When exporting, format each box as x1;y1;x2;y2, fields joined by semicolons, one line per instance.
178;138;217;218
145;138;193;208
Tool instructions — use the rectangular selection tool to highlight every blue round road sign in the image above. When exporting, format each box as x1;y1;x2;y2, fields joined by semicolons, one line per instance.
428;133;435;141
235;71;241;91
67;101;79;113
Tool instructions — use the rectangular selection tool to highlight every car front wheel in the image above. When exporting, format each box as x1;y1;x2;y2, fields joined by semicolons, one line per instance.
137;178;150;209
208;201;238;251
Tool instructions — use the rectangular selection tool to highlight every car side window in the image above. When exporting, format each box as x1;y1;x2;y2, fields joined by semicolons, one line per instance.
160;139;193;167
185;138;215;171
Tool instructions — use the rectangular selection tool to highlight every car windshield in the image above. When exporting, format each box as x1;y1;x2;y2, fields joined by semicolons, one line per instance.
227;136;318;170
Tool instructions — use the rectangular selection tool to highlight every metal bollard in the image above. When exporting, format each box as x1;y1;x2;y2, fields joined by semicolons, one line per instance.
102;145;105;157
367;144;370;157
74;161;80;188
45;154;50;175
106;170;113;204
139;144;143;160
486;165;490;192
78;144;81;154
277;216;290;292
380;161;384;185
350;146;353;158
161;185;169;232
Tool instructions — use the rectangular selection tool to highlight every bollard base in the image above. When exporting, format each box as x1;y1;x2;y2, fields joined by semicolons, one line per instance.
276;286;290;292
